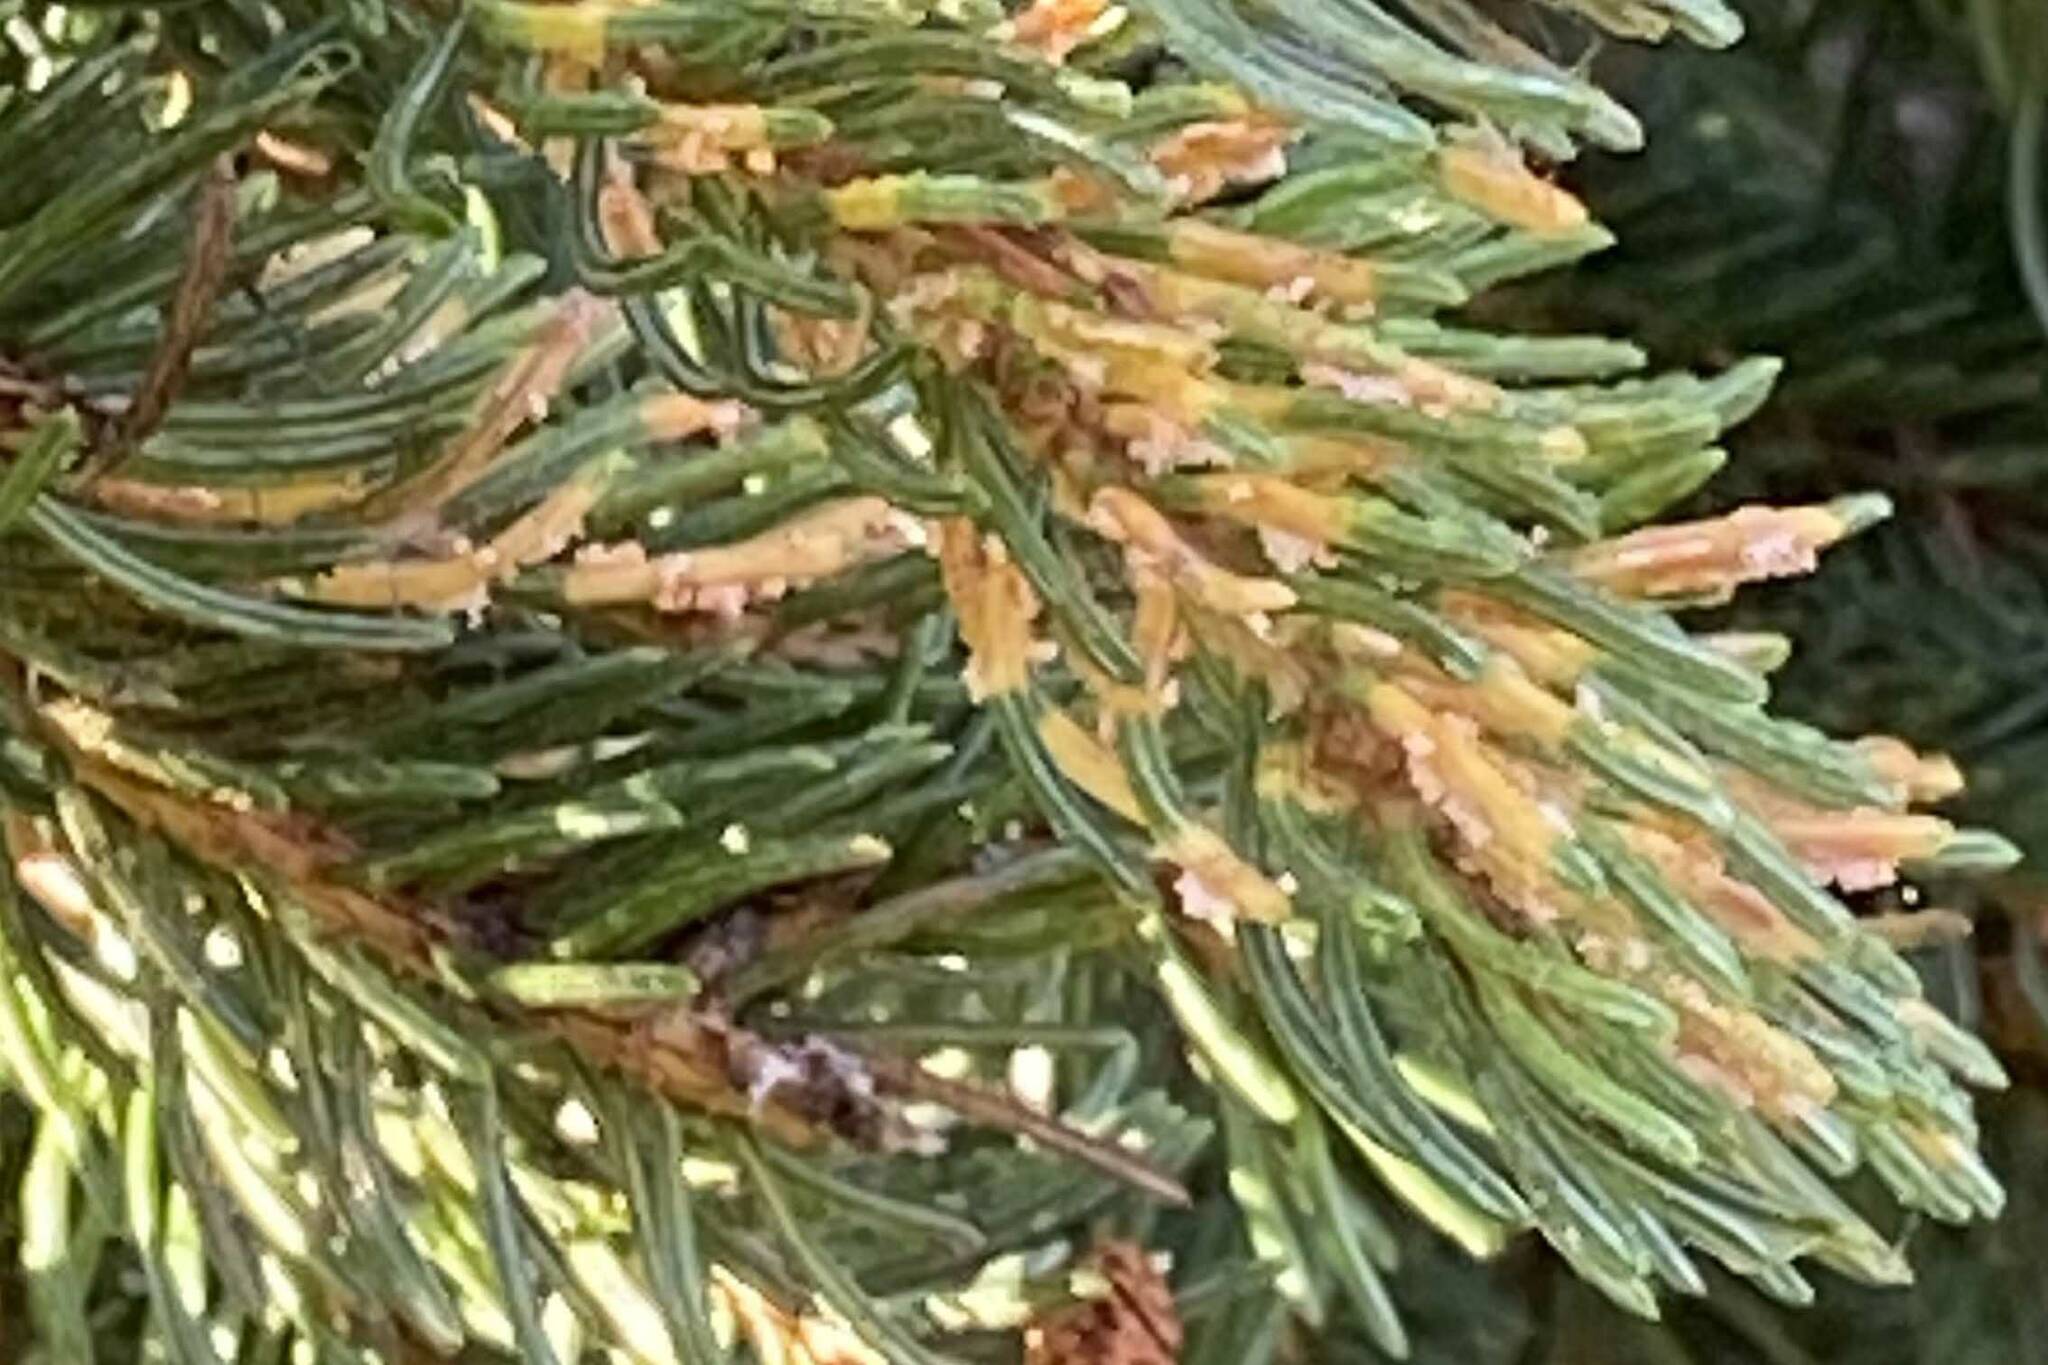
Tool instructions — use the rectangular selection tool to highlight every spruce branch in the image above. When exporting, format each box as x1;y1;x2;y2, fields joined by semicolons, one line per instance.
0;2;2026;1363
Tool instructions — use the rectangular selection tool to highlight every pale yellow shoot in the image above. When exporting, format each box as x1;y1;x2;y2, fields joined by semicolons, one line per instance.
937;518;1042;700
1438;142;1589;235
1088;486;1298;617
565;497;920;615
1572;502;1861;599
1036;709;1144;824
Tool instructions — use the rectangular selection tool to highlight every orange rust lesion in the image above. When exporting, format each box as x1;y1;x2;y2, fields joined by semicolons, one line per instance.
937;516;1044;701
639;104;783;174
566;496;924;618
1003;0;1113;64
1180;603;1316;718
1131;563;1182;695
1087;486;1298;619
1719;767;1953;892
1299;354;1501;414
307;473;607;613
596;160;665;259
1159;219;1376;308
1037;707;1144;823
1008;290;1220;390
1394;655;1577;751
1160;822;1292;924
1662;972;1837;1122
1276;431;1408;482
1618;822;1821;964
307;393;743;614
1171;472;1350;546
1437;591;1600;687
1437;141;1589;235
72;759;441;968
1572;503;1860;600
1150;119;1294;206
1855;735;1965;804
89;473;371;526
1356;677;1584;925
769;295;877;380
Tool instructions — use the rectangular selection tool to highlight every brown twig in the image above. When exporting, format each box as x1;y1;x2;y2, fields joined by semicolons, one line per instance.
1;356;118;449
56;753;822;1144
18;672;1191;1194
106;155;240;465
865;1051;1193;1206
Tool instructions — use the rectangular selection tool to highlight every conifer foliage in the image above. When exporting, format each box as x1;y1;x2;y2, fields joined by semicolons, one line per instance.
1558;0;2048;863
0;1;2022;1361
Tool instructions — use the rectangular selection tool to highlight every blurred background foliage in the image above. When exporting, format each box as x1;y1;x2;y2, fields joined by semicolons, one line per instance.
1549;0;2048;856
1443;0;2048;1358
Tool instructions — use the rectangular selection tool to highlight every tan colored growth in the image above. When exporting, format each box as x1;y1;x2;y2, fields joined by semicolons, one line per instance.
565;497;924;617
